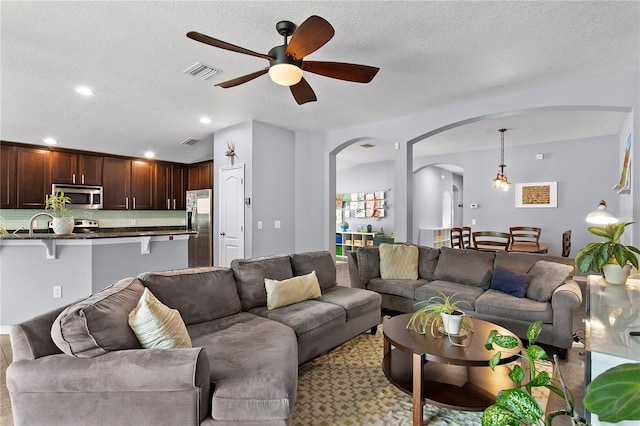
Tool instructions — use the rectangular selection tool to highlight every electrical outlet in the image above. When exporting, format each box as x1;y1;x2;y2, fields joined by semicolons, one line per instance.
258;221;263;229
181;219;186;225
471;219;477;225
131;219;137;225
274;220;281;229
53;286;62;298
33;220;38;228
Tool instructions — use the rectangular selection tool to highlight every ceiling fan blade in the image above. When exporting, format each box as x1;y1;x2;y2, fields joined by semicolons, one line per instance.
216;68;269;88
290;77;317;105
286;16;334;60
187;31;273;61
302;61;379;83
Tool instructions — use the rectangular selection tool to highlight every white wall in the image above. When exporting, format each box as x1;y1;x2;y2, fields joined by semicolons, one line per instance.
336;160;394;235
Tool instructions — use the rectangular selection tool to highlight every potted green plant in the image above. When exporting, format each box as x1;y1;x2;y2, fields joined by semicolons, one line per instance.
482;321;640;425
406;291;473;341
575;222;640;285
45;191;74;235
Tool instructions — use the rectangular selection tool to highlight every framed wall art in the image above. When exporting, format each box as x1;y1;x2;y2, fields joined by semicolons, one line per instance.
515;182;557;208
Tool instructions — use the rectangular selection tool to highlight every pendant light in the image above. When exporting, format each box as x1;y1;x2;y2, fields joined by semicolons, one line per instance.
492;128;511;191
585;200;619;224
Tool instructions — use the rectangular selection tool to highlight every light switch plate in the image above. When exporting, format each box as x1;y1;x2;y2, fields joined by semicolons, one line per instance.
274;220;281;229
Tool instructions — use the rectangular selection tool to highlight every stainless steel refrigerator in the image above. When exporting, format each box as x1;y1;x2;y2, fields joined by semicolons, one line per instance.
186;189;213;267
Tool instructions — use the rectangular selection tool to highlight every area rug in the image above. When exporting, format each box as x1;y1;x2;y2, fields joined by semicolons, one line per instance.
292;327;552;425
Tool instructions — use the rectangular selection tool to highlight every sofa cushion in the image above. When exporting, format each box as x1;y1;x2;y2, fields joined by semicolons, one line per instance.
490;267;531;298
475;289;553;323
379;243;419;280
51;277;144;357
290;251;336;290
356;247;380;285
138;267;241;325
414;280;485;310
128;288;192;349
433;247;495;290
418;245;440;281
526;261;574;302
187;312;297;422
368;277;429;300
249;300;346;341
317;286;381;320
494;251;575;276
265;271;322;310
231;255;294;310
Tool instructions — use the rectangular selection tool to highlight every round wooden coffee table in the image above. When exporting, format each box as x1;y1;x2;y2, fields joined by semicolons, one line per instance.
382;314;522;426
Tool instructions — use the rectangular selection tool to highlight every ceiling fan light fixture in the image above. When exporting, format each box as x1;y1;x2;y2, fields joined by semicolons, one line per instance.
269;63;303;86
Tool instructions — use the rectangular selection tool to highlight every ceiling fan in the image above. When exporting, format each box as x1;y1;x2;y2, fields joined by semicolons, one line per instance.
187;16;379;105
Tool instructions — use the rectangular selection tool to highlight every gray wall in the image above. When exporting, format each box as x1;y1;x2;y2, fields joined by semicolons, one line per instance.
336;160;395;235
414;136;618;256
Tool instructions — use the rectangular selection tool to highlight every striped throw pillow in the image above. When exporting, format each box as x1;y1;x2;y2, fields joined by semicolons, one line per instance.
128;288;192;349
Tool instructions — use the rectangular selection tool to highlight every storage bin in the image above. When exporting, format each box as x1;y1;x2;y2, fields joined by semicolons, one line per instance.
336;234;343;244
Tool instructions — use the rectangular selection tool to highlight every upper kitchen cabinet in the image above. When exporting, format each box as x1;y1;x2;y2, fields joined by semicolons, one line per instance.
17;146;51;209
154;163;185;210
103;158;153;210
51;152;103;185
0;145;17;208
187;161;213;190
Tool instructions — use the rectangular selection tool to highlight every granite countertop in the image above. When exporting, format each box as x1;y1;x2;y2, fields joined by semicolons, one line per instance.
2;227;197;240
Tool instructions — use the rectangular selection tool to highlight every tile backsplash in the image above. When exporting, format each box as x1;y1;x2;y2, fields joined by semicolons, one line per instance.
0;209;186;231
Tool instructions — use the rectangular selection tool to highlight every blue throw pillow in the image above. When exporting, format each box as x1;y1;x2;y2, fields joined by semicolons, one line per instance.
490;267;531;298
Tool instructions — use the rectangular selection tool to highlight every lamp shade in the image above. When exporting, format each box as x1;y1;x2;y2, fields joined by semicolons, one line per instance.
586;200;619;225
268;63;303;86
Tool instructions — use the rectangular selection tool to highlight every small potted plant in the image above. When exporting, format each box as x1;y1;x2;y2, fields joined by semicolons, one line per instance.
45;191;74;235
575;222;640;285
406;291;473;340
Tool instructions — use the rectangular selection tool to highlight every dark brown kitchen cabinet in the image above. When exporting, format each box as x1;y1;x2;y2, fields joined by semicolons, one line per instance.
0;145;17;208
51;152;103;185
187;161;213;190
17;147;51;208
154;163;185;210
103;158;153;210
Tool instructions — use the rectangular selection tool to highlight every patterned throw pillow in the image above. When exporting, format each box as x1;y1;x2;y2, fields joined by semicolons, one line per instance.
379;243;419;280
128;288;192;349
264;271;322;310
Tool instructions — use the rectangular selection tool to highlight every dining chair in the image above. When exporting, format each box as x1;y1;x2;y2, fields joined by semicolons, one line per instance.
509;227;541;245
472;231;511;251
461;226;471;249
450;227;463;249
562;230;571;257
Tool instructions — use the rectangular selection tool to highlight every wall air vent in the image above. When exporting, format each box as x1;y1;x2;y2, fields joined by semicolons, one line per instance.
181;138;200;146
360;143;375;148
183;62;221;80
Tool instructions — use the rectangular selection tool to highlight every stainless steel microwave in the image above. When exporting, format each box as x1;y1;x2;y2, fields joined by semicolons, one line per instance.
51;184;103;209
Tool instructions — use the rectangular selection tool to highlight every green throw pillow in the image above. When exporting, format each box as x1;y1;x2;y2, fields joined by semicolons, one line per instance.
379;243;419;280
128;288;192;349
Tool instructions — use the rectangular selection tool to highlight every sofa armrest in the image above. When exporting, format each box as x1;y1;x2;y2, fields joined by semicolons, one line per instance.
7;347;211;425
347;252;365;289
550;280;583;348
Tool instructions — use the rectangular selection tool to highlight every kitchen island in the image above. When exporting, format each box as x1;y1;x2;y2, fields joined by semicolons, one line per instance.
0;229;195;331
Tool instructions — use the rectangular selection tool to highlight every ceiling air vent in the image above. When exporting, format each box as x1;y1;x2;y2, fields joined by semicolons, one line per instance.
360;143;375;148
181;138;200;146
183;62;221;80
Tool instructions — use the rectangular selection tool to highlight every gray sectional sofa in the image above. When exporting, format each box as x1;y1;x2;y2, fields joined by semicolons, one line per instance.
7;250;381;426
348;245;582;356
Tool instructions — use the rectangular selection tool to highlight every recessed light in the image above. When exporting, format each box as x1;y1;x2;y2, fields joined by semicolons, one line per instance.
43;138;58;145
144;151;155;159
200;117;211;124
75;86;94;96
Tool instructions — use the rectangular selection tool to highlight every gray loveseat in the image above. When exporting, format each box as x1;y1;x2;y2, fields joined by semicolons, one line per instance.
348;245;582;356
7;251;381;425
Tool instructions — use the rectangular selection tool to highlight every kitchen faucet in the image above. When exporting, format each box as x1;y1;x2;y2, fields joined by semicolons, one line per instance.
28;213;53;238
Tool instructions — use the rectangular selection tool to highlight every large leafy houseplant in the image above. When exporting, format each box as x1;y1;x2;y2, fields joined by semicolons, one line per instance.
406;291;473;345
482;321;640;425
575;222;640;274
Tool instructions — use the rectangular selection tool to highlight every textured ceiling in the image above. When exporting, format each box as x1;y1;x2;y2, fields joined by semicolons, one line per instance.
1;1;638;164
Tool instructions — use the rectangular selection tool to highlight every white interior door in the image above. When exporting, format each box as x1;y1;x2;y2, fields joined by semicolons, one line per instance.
219;164;244;267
